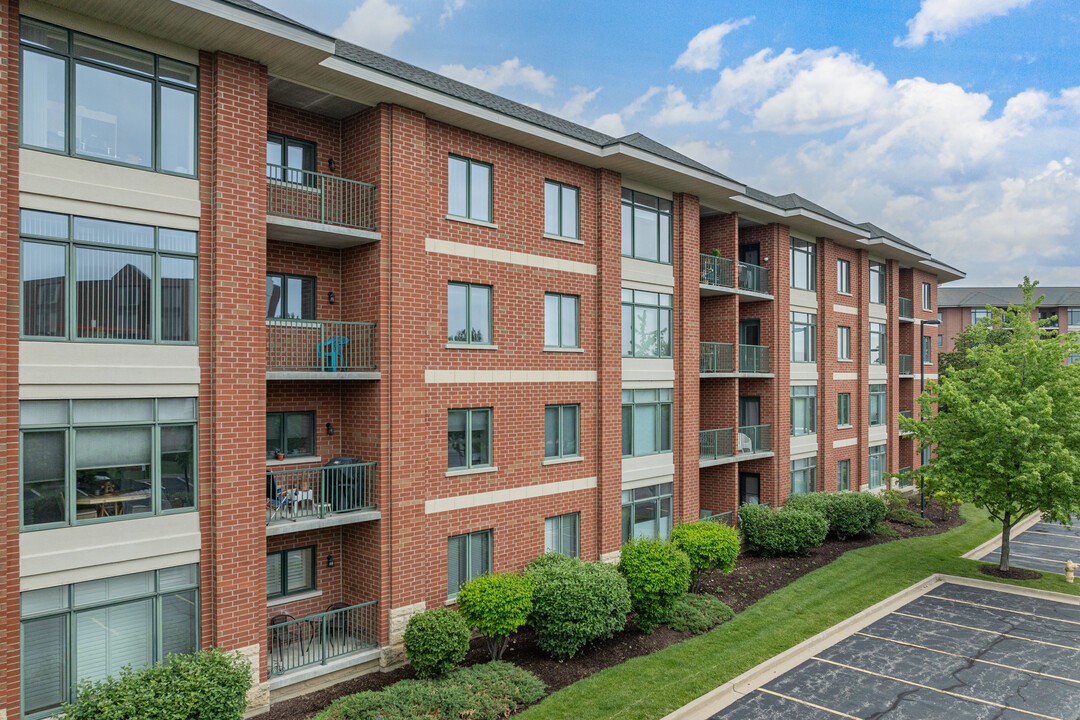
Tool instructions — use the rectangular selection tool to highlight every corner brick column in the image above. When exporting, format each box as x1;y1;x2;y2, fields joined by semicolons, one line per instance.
674;193;700;524
886;260;901;478
762;224;790;505
855;249;870;488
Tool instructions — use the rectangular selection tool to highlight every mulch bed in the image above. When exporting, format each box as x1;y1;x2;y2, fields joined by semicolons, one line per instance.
270;496;963;719
979;566;1043;580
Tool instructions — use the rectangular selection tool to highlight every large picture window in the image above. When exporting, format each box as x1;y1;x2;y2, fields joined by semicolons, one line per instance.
790;239;816;291
448;155;492;223
791;457;816;496
621;189;672;263
790;386;817;436
869;385;886;427
448;408;491;470
791;312;816;363
20;17;198;176
20;398;197;530
869;322;886;365
266;411;315;459
448;530;491;598
869;261;886;304
621;389;672;458
447;282;492;345
21;210;197;343
621;482;672;543
622;289;672;358
20;565;199;718
267;546;315;598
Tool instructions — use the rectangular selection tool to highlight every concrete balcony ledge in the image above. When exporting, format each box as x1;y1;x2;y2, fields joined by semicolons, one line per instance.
699;284;775;302
267;215;380;249
699;454;738;469
700;371;775;379
266;510;381;536
266;647;382;693
267;370;381;381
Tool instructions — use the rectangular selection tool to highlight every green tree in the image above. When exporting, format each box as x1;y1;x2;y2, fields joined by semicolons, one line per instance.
901;278;1080;571
457;571;533;660
939;316;1012;373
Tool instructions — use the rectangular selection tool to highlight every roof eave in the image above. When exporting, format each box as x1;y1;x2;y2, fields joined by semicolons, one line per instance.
729;195;870;241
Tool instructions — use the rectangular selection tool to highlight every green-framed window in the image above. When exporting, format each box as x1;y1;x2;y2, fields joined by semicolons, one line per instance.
447;282;492;345
869;445;886;489
266;273;315;320
544;404;579;459
622;289;672;358
448;530;491;598
922;335;932;365
869;261;886;304
20;564;199;719
621;482;672;543
621;389;672;457
790;386;816;436
869;385;886;427
791;312;816;363
621;188;672;263
971;308;992;324
448;155;492;222
266;133;315;184
790;456;816;496
790;239;816;291
20;210;197;344
20;398;197;531
266;411;315;460
19;17;198;177
837;459;850;491
837;393;851;428
266;546;315;598
869;322;886;365
1068;308;1080;327
544;180;579;239
448;408;491;470
837;258;850;293
838;325;851;360
544;293;579;348
922;282;932;311
545;512;580;557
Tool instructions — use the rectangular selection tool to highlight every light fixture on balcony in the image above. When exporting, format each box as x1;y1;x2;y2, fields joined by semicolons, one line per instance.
328;158;336;171
328;291;336;305
326;422;334;436
327;555;334;568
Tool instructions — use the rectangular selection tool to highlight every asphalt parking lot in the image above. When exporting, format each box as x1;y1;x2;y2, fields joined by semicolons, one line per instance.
978;517;1080;575
709;581;1080;719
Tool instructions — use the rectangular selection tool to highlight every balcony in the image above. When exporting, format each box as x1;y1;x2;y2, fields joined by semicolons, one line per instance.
899;410;914;435
699;427;735;466
899;297;914;321
700;342;734;374
268;601;379;680
738;262;770;296
699;254;773;301
898;354;913;377
267;319;378;380
738;424;772;458
266;165;379;248
266;461;378;535
700;510;735;526
739;344;771;375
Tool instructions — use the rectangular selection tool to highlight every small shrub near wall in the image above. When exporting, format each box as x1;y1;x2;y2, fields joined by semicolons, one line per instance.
403;607;470;679
456;571;533;660
618;538;691;633
670;521;740;592
739;503;828;556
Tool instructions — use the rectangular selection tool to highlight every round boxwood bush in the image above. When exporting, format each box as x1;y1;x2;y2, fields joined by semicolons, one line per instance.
457;571;533;660
403;607;470;678
783;492;835;524
525;554;631;659
618;538;691;633
738;503;828;556
670;521;740;592
852;491;888;528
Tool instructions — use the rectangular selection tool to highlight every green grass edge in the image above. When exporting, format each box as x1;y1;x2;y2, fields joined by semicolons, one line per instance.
519;505;1080;720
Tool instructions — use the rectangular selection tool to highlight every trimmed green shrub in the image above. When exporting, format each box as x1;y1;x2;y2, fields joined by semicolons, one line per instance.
887;508;935;528
670;521;740;592
782;492;835;524
665;593;734;634
403;607;470;678
881;488;909;513
852;491;888;528
457;571;533;660
62;648;251;720
618;538;691;633
830;492;874;539
314;661;545;720
525;554;631;659
739;503;828;556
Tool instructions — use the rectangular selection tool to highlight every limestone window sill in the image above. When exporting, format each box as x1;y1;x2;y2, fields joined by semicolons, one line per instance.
542;456;584;467
445;466;499;478
446;214;498;229
542;232;584;245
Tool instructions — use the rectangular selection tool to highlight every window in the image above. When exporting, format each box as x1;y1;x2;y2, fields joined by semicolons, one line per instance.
266;411;314;459
621;188;672;263
790;386;817;436
938;334;943;347
790;457;816;496
869;261;886;304
791;312;817;363
544;513;579;557
448;530;491;598
837;459;850;491
790;239;816;291
621;482;672;542
869;385;886;427
1069;309;1080;328
869;322;886;365
448;408;491;470
266;133;314;183
837;326;851;360
266;547;314;598
837;258;850;294
544;180;578;239
447;282;492;345
20;18;198;176
265;273;314;320
922;335;932;365
20;565;199;718
20;398;197;530
922;282;932;311
621;389;672;457
621;289;672;357
21;210;197;343
544;405;579;460
869;445;886;489
544;293;579;348
971;308;991;324
837;393;851;428
447;155;492;223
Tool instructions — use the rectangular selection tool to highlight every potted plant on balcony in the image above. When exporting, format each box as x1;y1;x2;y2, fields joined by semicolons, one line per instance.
274;449;285;461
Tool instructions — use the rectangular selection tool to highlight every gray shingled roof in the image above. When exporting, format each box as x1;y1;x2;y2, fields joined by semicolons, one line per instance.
856;222;924;254
613;133;737;182
218;0;327;36
939;286;1080;308
743;187;856;227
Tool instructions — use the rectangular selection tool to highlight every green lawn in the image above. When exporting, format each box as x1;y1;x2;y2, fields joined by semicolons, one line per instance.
520;505;1080;720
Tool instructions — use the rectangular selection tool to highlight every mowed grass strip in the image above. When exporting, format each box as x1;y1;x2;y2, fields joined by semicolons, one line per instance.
519;505;1080;720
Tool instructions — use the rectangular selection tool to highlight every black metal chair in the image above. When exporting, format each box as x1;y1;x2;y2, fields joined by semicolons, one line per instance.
322;602;352;653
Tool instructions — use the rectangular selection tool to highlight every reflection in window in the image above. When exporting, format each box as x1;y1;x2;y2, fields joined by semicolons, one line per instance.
621;289;672;358
621;483;673;542
621;389;672;457
265;273;315;320
265;411;314;459
621;189;672;263
448;408;491;470
447;282;491;345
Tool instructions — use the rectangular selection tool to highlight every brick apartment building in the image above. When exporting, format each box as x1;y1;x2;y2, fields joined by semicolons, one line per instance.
5;0;964;716
938;286;1080;354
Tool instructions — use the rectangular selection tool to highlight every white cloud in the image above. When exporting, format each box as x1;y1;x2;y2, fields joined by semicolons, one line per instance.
589;87;662;137
1061;86;1080;114
334;0;413;54
672;17;754;72
438;58;556;94
556;86;602;122
440;0;466;24
670;140;732;172
895;0;1034;48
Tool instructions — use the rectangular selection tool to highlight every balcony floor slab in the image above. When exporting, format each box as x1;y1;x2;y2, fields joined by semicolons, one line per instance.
267;215;380;248
267;647;382;692
267;510;381;536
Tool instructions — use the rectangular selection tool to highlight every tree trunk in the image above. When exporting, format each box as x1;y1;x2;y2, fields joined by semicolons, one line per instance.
999;511;1013;572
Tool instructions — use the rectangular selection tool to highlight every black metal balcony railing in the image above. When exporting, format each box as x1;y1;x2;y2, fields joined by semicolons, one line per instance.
266;164;377;231
701;510;735;526
739;344;770;373
699;428;735;461
899;354;913;375
738;425;770;454
700;254;735;289
700;342;734;373
738;262;770;295
899;297;913;319
267;319;377;372
267;601;378;677
266;461;377;524
899;410;914;435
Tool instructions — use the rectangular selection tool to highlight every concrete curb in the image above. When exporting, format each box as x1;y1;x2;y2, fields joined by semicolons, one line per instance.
932;572;1080;606
961;511;1044;561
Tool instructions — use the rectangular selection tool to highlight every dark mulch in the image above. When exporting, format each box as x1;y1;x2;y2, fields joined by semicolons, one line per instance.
270;496;963;719
979;566;1043;580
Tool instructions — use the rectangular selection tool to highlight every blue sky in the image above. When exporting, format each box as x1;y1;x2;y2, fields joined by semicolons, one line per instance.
259;0;1080;287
